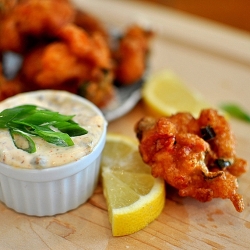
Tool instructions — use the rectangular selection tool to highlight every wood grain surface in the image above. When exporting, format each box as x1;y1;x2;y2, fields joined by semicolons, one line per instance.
0;1;250;249
142;0;250;33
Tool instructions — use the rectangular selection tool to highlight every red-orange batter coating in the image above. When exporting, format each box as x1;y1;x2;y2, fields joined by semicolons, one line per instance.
0;0;153;107
0;0;75;53
113;25;153;85
135;109;248;212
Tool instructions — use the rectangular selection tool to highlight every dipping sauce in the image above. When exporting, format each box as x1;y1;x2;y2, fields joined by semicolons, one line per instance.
0;90;107;169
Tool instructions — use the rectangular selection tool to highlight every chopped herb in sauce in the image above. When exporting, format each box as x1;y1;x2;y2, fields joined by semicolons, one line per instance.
0;104;88;153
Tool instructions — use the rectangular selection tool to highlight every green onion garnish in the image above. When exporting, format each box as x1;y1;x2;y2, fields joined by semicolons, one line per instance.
0;104;88;153
220;103;250;123
200;125;216;141
214;159;231;169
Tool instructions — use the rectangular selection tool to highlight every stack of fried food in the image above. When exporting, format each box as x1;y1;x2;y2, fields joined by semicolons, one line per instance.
0;0;153;107
135;109;248;212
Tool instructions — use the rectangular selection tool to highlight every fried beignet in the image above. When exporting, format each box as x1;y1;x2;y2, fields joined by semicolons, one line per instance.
113;25;153;85
0;0;153;108
0;0;75;53
21;37;114;107
135;109;248;212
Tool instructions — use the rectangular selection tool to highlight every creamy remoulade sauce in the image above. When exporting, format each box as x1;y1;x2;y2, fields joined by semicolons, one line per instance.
0;90;106;169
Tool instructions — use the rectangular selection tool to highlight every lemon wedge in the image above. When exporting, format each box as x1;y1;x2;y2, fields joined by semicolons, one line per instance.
101;133;165;236
142;70;211;117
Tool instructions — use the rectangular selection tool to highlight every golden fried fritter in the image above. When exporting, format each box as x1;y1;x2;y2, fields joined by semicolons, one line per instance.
20;25;114;107
21;42;89;88
0;0;17;16
135;109;248;212
57;24;111;68
0;0;152;108
114;25;153;85
0;0;75;53
0;0;115;107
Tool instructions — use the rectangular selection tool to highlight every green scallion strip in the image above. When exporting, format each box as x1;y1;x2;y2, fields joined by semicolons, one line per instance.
220;103;250;123
9;128;36;154
0;104;88;153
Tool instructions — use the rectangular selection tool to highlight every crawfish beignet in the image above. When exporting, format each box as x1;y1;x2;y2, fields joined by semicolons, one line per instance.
135;109;248;212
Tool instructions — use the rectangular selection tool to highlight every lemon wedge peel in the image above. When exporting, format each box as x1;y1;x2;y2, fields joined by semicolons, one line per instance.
101;133;165;236
110;178;165;236
142;70;211;118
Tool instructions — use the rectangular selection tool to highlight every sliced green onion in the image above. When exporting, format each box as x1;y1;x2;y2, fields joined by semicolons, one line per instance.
215;159;231;169
9;128;36;153
0;104;88;153
200;125;216;141
36;129;74;147
17;110;74;125
220;103;250;123
51;121;88;137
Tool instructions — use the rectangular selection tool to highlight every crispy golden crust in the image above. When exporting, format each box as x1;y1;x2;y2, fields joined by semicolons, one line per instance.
113;25;154;85
0;0;114;107
0;0;17;16
0;0;152;107
135;109;248;212
0;0;75;53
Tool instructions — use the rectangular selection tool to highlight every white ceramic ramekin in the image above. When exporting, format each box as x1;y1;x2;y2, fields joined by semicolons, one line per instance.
0;90;107;216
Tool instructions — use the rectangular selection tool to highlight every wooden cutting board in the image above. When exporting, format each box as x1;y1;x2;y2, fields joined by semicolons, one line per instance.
1;1;250;249
0;101;249;249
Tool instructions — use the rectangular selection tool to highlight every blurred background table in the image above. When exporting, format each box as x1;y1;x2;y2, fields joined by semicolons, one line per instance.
142;0;250;33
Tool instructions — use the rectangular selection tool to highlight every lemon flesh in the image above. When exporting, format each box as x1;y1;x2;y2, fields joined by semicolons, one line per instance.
142;70;211;117
101;134;165;236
